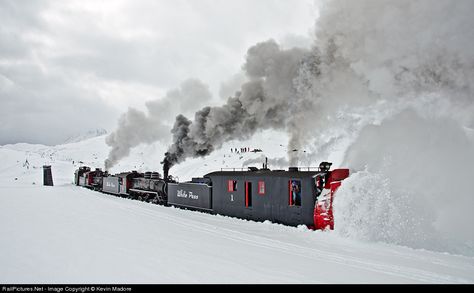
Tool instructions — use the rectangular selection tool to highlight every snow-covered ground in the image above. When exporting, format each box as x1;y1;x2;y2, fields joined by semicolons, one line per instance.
1;135;473;284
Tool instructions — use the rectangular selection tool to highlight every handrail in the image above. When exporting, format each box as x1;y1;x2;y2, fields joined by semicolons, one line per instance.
220;167;247;172
297;167;323;172
219;167;324;172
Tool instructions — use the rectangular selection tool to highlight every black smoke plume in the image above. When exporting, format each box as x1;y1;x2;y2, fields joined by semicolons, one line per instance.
164;40;313;169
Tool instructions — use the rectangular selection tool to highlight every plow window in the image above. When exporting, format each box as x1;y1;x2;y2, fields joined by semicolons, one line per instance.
227;180;237;192
245;182;252;208
289;179;302;206
258;181;265;195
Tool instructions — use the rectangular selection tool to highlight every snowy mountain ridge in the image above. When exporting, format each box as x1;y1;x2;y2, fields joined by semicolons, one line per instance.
63;128;108;144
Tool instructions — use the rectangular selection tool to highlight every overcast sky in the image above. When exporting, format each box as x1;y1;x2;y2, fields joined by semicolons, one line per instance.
0;0;318;145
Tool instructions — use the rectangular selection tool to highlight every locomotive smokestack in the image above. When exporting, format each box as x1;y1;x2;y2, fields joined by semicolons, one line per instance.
163;157;170;182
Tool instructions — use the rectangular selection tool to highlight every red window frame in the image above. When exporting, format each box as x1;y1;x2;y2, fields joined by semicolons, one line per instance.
289;179;302;206
245;181;250;208
227;180;237;192
258;181;265;195
289;180;293;206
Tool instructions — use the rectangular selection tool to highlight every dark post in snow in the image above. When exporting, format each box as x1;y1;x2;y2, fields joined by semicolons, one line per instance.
43;165;54;186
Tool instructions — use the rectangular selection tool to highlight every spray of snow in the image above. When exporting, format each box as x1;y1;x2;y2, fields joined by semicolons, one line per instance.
336;110;474;255
302;0;474;256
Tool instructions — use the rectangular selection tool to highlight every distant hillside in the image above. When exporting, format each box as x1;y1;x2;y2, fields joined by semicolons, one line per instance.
63;128;108;144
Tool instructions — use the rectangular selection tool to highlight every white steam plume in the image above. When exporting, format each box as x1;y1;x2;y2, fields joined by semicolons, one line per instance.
105;79;212;170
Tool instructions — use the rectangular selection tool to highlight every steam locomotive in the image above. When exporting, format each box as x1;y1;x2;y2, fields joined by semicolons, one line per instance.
75;161;349;230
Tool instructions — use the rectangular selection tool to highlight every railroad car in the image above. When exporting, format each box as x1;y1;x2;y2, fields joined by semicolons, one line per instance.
75;161;349;230
168;163;349;229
